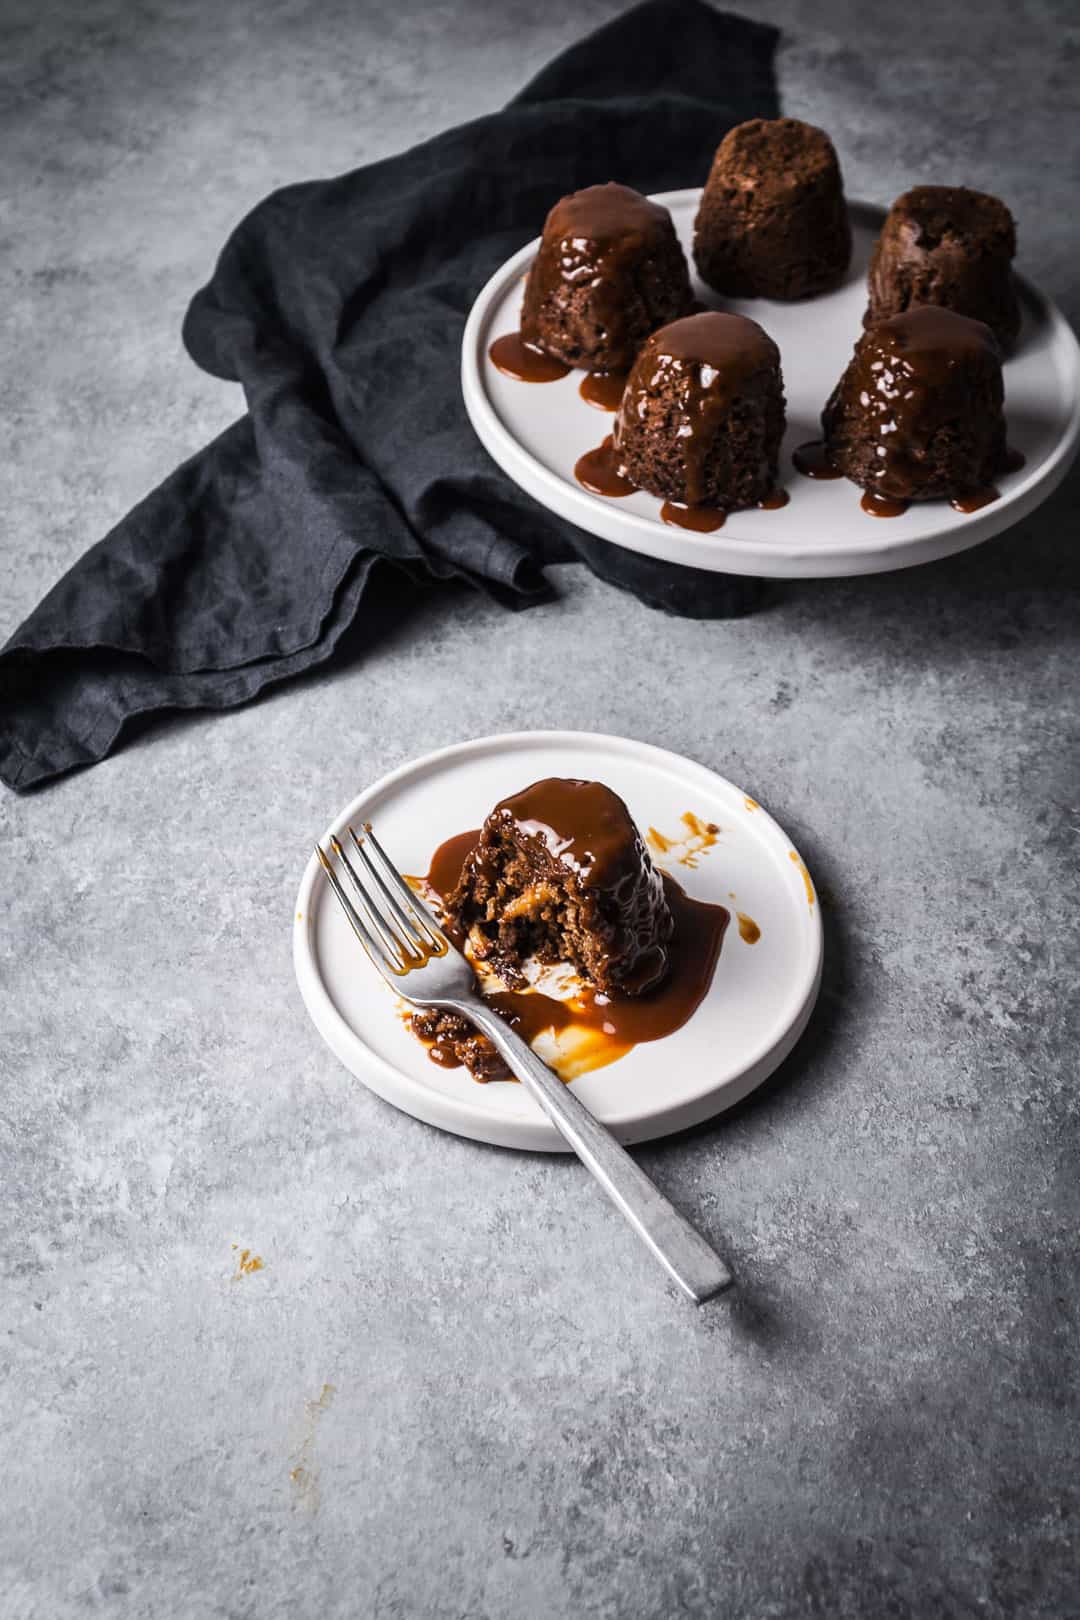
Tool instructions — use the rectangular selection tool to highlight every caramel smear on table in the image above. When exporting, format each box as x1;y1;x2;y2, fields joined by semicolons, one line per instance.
288;1383;336;1515
231;1245;265;1280
646;811;720;869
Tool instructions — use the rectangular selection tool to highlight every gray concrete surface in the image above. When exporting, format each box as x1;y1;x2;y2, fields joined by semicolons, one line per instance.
2;1;1079;1615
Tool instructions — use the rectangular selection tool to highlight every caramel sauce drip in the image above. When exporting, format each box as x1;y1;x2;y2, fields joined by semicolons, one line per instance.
1004;446;1026;473
661;501;725;532
951;487;1000;513
489;331;570;382
792;440;843;479
736;912;761;945
860;489;910;518
575;436;636;497
579;370;629;411
646;811;719;868
789;849;816;907
757;488;790;509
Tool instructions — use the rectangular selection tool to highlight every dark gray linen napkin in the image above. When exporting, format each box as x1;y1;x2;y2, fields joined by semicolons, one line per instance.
0;0;778;791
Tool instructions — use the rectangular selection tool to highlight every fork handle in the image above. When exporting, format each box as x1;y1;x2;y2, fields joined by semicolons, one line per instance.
462;1001;733;1304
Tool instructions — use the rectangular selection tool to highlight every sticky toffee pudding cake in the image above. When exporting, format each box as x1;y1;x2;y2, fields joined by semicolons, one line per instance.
866;186;1020;349
409;779;716;1084
693;118;851;301
822;306;1007;506
520;183;693;373
613;312;785;509
447;778;673;995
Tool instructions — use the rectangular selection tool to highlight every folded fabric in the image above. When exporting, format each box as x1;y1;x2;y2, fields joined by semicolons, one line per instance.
0;0;778;792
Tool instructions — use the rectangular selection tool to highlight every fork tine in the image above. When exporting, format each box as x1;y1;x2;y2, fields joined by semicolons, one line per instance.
329;835;425;969
353;822;448;954
315;844;409;978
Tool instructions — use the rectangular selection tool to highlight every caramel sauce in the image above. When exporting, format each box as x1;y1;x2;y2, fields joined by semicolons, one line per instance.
757;488;790;509
489;331;570;383
579;370;629;411
661;500;726;532
789;849;816;907
575;436;636;497
231;1245;264;1279
1004;446;1026;473
646;811;720;868
951;487;1000;513
417;824;729;1082
495;778;646;888
426;828;482;904
426;1041;463;1069
743;797;759;812
860;489;910;518
792;440;843;479
737;913;761;945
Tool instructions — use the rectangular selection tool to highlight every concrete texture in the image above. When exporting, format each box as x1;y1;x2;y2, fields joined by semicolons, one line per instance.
2;1;1079;1615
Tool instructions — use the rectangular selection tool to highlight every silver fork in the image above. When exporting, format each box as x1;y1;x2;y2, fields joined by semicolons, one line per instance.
316;822;733;1305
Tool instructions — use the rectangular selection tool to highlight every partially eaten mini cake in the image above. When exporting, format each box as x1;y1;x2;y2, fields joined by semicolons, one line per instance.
446;777;673;995
410;779;674;1082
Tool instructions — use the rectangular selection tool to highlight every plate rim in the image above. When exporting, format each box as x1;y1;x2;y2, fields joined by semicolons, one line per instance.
461;190;1080;580
292;729;825;1152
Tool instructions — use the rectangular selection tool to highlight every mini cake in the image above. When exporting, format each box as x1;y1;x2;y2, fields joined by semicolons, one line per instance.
446;778;673;996
693;118;851;300
520;183;693;372
613;311;785;508
866;186;1020;348
822;306;1007;502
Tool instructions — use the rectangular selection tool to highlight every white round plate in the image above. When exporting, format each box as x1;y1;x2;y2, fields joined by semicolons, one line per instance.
293;731;823;1152
462;193;1080;579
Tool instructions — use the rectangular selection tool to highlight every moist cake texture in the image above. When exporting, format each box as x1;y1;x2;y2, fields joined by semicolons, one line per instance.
693;118;851;300
520;183;693;373
408;1007;510;1083
445;777;673;995
866;186;1020;348
614;311;785;508
822;306;1007;501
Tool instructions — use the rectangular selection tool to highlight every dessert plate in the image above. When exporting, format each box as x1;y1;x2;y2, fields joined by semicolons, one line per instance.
293;731;823;1152
461;193;1080;578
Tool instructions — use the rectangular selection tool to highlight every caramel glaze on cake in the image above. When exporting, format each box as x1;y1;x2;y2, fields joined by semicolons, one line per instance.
520;183;693;373
447;778;673;994
866;186;1021;349
822;306;1007;503
614;311;785;508
693;118;852;300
